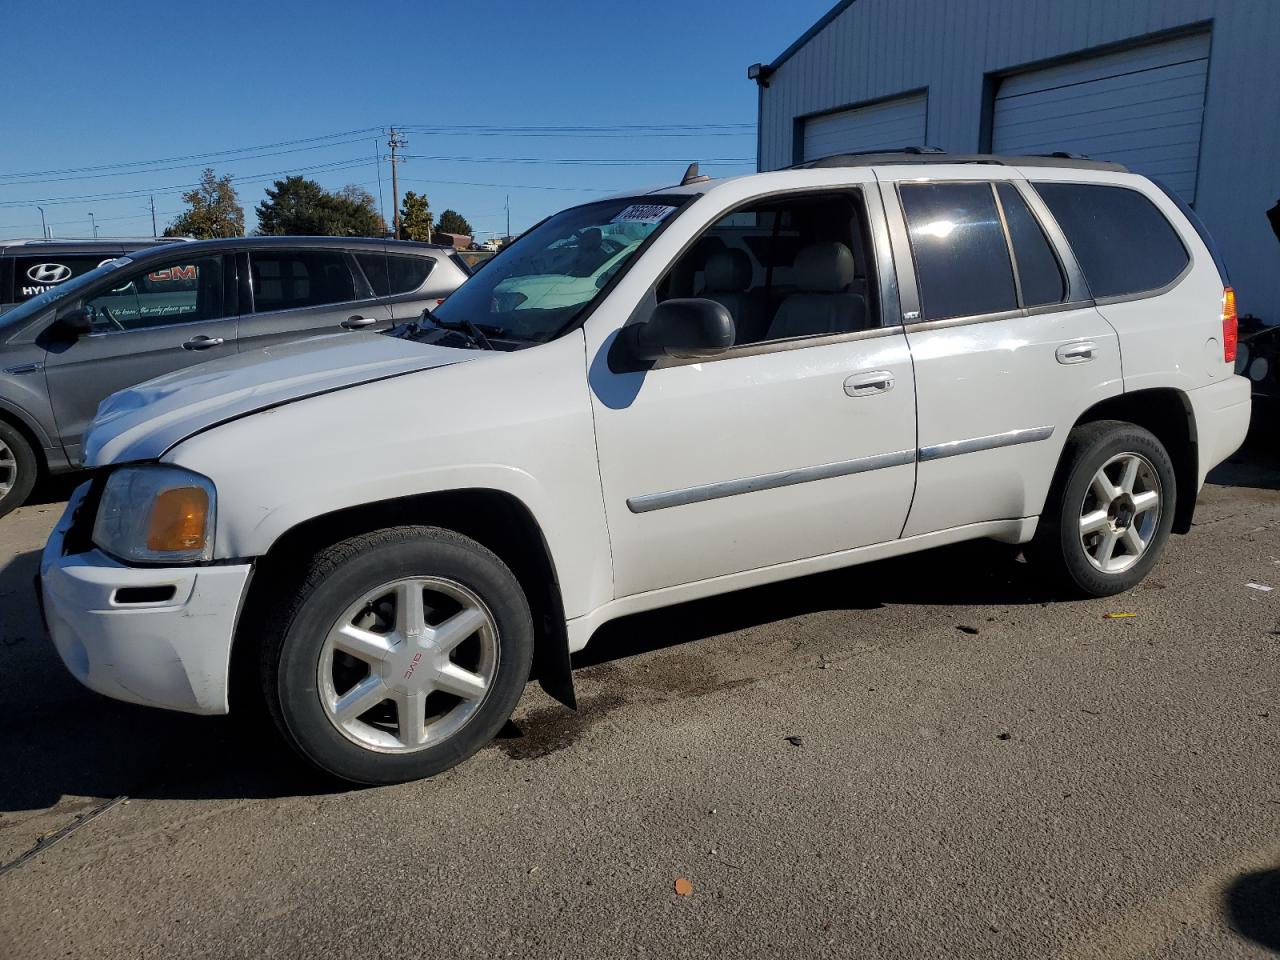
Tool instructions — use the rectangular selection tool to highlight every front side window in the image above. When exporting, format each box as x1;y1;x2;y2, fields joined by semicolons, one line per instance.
900;182;1017;321
995;183;1066;307
1033;183;1189;299
658;191;878;346
82;256;225;332
251;250;356;312
428;196;686;342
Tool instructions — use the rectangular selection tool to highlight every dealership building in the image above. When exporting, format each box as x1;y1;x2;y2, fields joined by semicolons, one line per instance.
751;0;1280;324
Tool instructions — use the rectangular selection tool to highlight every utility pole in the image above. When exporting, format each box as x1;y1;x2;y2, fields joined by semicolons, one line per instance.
505;194;510;243
89;212;98;238
150;195;157;237
387;127;408;240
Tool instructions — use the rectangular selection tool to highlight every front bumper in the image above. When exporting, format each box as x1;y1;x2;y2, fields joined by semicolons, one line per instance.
40;484;252;715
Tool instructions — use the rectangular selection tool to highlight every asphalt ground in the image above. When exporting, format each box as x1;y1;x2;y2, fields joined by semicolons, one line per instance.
0;420;1277;959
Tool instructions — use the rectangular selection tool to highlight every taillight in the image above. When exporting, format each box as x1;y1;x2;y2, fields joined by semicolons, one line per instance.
434;298;446;307
1222;286;1238;363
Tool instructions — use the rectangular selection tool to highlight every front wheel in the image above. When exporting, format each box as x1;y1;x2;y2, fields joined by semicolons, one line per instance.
261;526;534;784
1032;420;1177;597
0;421;37;519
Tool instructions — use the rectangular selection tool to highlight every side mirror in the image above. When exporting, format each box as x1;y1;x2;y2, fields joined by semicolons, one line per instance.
57;305;92;337
626;298;734;362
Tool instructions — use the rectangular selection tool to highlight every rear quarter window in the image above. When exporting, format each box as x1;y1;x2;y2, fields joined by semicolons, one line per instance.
1033;183;1189;300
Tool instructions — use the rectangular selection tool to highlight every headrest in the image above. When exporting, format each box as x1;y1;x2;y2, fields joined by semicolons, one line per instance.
703;248;752;292
794;242;855;293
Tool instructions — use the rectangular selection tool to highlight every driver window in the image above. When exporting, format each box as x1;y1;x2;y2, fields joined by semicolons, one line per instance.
83;256;225;333
657;191;877;346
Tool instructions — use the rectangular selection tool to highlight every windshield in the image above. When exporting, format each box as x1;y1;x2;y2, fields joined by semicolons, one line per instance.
0;256;134;331
431;196;686;342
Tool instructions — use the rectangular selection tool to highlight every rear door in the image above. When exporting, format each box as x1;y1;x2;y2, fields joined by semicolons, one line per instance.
238;247;394;351
43;251;237;464
877;166;1123;536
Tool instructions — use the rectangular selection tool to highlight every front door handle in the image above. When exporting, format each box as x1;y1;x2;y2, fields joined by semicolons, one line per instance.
1056;340;1096;364
182;336;225;351
844;370;895;397
342;315;378;329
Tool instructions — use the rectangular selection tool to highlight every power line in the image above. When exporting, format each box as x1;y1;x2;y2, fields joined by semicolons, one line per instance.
399;155;752;165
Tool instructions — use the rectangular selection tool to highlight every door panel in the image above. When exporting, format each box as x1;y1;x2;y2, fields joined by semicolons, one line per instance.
876;168;1123;537
591;333;918;598
238;249;394;353
44;252;237;463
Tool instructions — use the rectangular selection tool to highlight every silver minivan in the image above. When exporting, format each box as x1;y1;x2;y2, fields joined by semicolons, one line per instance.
0;236;469;516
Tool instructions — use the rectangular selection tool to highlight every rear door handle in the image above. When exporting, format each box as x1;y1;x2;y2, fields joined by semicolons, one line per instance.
1056;340;1096;364
844;370;895;397
342;315;378;329
182;336;225;351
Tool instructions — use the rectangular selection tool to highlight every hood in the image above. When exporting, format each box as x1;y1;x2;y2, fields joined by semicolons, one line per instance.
85;332;475;466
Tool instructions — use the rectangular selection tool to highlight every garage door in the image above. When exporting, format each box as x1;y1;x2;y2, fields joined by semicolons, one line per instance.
992;32;1210;202
802;92;928;162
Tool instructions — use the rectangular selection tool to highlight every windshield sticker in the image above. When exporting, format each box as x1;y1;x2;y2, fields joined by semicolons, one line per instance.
610;204;677;225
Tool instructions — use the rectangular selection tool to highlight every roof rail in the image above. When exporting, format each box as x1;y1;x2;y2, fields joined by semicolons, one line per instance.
791;149;1129;172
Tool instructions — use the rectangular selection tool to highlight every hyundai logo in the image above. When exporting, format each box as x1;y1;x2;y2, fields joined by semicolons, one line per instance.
26;263;72;284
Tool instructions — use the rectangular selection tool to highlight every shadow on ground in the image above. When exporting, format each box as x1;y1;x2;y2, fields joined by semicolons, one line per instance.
1224;867;1280;953
1207;404;1280;491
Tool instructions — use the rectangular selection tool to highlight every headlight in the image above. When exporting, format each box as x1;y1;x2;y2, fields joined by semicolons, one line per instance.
92;465;216;564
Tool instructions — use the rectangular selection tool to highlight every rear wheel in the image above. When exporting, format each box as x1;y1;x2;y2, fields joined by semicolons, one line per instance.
1032;420;1176;597
0;421;37;519
261;526;534;784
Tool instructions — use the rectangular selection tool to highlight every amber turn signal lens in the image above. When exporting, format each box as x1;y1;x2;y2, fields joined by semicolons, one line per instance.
146;486;209;552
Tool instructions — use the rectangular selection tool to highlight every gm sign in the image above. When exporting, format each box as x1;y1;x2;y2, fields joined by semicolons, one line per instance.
26;263;72;284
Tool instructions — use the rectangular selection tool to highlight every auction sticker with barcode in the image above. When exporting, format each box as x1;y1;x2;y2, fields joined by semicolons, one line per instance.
610;204;678;224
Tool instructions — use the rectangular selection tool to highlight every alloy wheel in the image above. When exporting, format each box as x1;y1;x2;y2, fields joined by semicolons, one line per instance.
1078;452;1162;574
317;576;498;753
0;439;15;498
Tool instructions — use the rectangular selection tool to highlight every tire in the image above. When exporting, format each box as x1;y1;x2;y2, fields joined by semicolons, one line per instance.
260;526;534;785
1032;420;1177;598
0;421;37;520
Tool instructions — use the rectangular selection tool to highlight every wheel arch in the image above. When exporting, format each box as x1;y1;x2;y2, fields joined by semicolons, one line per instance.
230;487;576;715
0;399;50;475
1072;388;1197;534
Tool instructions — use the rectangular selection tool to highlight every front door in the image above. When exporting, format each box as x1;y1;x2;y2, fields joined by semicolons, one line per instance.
586;185;919;598
44;252;237;464
238;248;394;353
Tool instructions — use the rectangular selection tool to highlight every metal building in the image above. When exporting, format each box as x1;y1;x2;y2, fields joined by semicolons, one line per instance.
751;0;1280;323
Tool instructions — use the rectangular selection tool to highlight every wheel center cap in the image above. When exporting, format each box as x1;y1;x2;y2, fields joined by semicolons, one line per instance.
1110;494;1135;531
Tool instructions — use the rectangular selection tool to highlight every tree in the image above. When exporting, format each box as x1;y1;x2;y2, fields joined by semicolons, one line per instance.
255;177;387;237
166;168;244;239
399;191;434;241
435;209;473;237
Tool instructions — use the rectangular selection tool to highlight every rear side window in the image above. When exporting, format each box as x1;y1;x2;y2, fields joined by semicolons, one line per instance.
386;254;433;294
250;251;357;312
1033;183;1189;299
355;253;434;297
995;183;1065;307
900;182;1017;321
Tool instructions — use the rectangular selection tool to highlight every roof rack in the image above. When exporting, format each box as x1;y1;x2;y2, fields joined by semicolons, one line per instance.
791;149;1128;172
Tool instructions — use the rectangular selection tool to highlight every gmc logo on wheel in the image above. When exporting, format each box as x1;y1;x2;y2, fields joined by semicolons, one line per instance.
147;265;198;282
26;263;72;284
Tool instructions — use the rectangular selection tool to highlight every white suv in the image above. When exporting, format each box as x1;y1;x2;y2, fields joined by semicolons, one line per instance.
40;154;1251;784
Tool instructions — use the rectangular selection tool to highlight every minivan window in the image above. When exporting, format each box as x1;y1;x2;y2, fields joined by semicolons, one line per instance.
251;251;357;312
995;183;1066;307
1033;183;1189;299
900;182;1018;321
83;256;225;331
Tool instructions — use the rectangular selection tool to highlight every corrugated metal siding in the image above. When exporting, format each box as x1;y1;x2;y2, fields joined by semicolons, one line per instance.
992;32;1210;201
802;92;928;161
757;0;1280;322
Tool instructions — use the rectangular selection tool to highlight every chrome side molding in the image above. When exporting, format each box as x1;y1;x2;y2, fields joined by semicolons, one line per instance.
917;425;1053;462
626;448;917;514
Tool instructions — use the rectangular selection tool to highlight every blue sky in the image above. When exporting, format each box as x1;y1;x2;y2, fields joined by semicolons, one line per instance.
1;0;831;240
